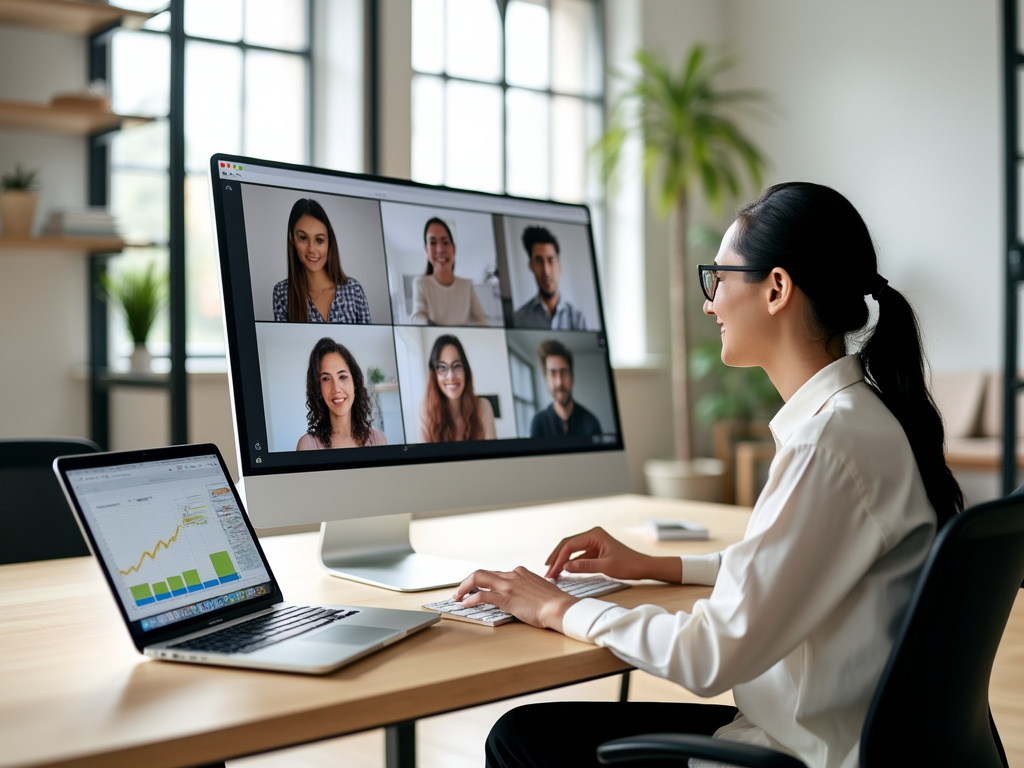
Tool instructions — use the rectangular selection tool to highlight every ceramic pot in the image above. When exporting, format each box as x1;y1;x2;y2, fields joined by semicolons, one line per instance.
0;191;38;237
643;457;727;502
130;344;152;372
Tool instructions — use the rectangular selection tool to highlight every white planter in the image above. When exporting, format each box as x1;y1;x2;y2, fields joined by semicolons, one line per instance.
130;344;152;372
0;191;38;237
644;457;726;502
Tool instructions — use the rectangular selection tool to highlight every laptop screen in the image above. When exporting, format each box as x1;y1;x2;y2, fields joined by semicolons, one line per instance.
61;451;275;635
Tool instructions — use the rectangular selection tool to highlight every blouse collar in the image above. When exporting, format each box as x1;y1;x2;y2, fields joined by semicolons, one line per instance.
769;354;865;447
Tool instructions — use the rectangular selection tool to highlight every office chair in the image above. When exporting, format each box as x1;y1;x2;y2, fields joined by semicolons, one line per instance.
597;492;1024;767
0;437;99;564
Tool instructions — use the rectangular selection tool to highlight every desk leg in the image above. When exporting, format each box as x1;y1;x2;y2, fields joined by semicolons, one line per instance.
619;670;631;701
386;721;416;768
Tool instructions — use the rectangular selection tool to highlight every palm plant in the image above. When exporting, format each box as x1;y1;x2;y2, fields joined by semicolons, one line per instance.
595;44;768;465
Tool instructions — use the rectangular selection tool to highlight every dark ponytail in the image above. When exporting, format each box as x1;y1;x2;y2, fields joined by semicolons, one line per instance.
859;287;962;526
732;182;963;527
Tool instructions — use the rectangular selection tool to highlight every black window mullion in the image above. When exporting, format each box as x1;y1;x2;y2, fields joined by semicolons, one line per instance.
169;0;188;445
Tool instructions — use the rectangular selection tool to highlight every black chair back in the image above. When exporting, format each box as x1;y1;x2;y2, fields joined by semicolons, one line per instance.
0;438;99;564
860;495;1023;767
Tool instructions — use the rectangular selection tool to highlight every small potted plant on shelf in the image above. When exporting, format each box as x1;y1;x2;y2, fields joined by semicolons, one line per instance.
0;164;40;237
101;260;167;372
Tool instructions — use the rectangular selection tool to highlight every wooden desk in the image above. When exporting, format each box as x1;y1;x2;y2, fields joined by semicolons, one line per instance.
0;494;749;768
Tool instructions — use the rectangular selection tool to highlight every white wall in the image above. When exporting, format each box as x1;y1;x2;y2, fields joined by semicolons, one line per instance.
0;1;1007;497
724;0;1001;374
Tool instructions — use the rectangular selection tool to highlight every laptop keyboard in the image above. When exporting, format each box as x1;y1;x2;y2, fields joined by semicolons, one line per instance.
422;574;629;627
169;605;358;654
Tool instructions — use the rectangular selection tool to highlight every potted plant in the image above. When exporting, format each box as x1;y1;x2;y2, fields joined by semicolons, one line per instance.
366;365;387;433
0;164;40;237
691;337;783;502
594;44;768;500
101;260;167;371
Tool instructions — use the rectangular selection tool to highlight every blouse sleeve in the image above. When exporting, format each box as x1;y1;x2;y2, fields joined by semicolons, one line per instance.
351;279;372;324
469;282;489;326
273;280;288;322
410;276;430;325
561;441;898;697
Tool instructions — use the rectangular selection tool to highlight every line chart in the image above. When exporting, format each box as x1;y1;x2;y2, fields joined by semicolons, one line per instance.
119;525;181;576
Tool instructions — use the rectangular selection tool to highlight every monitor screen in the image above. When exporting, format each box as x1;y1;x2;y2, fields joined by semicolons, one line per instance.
210;153;629;590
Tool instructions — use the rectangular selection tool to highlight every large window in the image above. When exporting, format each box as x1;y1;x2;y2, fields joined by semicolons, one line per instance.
409;0;603;207
106;0;311;364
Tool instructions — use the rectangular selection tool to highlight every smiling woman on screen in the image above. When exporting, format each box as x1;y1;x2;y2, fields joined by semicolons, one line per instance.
273;198;371;324
297;337;385;450
409;217;488;326
418;334;496;442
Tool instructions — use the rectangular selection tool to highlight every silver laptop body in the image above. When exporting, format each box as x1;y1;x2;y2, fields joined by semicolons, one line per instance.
53;443;438;675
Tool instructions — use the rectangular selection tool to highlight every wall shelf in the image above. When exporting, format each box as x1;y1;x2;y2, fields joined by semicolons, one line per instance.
0;234;124;253
0;100;151;136
0;0;150;35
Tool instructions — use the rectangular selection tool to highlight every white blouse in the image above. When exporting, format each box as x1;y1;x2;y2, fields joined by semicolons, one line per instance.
562;355;937;768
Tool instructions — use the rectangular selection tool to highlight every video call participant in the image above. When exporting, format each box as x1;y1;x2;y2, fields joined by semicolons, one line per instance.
297;337;386;449
418;334;496;442
273;198;372;324
456;182;964;768
529;339;601;437
512;225;588;330
411;217;489;326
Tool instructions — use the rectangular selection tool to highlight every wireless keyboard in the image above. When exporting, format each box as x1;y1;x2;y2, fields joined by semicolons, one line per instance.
422;573;629;627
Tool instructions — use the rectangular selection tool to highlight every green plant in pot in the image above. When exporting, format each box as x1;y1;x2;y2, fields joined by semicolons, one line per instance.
594;44;769;500
101;260;167;372
691;339;782;429
0;164;40;237
366;365;387;433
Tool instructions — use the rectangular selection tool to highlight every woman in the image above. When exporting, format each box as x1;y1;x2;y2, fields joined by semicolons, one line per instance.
410;217;489;326
273;198;372;324
455;183;963;768
418;334;496;442
297;337;385;449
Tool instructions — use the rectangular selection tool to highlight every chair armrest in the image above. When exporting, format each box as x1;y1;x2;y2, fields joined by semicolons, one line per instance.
597;733;807;768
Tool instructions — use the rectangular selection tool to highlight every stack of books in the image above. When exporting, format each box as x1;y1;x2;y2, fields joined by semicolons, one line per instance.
44;208;119;237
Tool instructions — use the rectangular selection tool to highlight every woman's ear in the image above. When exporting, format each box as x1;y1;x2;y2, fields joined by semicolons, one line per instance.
766;267;795;316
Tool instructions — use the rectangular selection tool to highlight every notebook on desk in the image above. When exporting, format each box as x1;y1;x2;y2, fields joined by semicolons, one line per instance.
53;442;438;675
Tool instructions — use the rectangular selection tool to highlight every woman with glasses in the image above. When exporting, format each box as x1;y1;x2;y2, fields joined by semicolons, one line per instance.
457;182;963;768
297;337;386;450
418;333;496;442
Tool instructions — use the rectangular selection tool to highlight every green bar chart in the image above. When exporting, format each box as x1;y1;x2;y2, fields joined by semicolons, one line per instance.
130;550;239;607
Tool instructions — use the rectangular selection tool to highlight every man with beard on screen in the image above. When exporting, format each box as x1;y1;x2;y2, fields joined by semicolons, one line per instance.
513;225;589;330
529;339;602;437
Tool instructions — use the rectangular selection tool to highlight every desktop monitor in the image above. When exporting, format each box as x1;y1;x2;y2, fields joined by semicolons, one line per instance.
209;153;629;591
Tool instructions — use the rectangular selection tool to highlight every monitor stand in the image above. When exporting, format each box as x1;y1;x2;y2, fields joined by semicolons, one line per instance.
318;513;480;592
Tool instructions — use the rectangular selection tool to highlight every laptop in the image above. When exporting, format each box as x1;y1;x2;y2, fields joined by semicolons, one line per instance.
53;442;439;675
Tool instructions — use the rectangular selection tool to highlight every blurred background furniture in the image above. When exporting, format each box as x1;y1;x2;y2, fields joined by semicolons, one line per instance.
0;437;98;564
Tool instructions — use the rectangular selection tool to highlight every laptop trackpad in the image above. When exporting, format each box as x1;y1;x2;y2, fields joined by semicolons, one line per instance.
310;625;395;645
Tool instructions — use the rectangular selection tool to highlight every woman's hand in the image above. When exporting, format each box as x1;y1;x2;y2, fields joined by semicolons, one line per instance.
544;526;681;583
453;567;578;632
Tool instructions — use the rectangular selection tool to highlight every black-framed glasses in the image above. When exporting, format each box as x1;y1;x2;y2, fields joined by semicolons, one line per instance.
435;361;465;378
697;264;766;302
